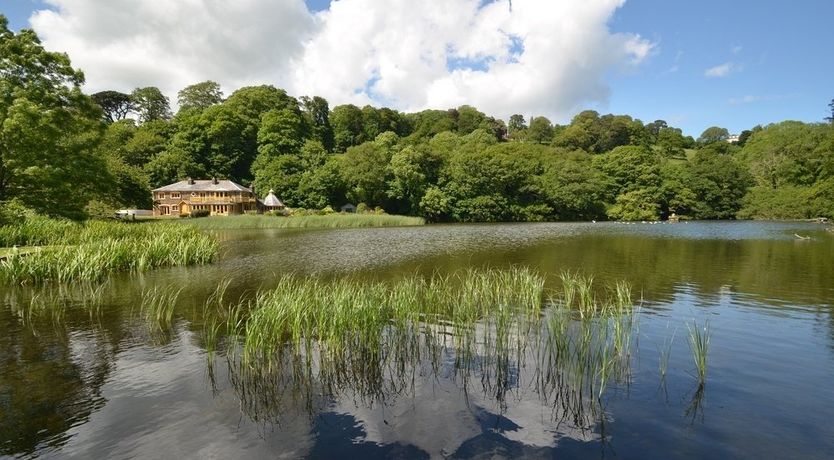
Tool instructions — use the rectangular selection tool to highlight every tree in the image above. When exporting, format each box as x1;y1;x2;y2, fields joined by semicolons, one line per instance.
91;90;134;123
301;96;335;152
527;116;554;144
256;109;307;158
131;87;172;123
387;146;429;214
646;119;668;137
686;149;751;219
331;104;365;152
177;81;223;112
508;114;527;133
0;16;110;219
697;126;730;144
456;105;486;135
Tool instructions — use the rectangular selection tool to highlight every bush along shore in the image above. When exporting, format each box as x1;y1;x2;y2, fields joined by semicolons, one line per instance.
0;217;218;284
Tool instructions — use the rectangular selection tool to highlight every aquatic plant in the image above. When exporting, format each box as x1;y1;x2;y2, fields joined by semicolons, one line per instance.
139;286;182;330
207;268;641;428
659;325;677;379
0;224;218;283
688;319;710;384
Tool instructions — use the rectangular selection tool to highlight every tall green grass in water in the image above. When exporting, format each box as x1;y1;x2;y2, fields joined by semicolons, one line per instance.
179;214;425;230
539;273;638;420
139;286;182;330
238;267;544;366
199;269;641;426
688;319;710;385
0;220;218;283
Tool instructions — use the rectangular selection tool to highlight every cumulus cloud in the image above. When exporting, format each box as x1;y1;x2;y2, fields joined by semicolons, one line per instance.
31;0;315;96
30;0;653;121
705;61;741;78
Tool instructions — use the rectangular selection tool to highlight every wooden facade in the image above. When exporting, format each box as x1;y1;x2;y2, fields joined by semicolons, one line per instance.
152;178;257;217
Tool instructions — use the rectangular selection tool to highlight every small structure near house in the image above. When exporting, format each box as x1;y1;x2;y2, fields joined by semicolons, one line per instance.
261;189;286;213
340;203;357;213
115;209;153;220
152;177;257;217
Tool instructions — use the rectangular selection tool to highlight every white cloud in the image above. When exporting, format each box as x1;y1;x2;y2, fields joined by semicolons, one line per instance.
31;0;315;97
704;61;741;78
30;0;654;121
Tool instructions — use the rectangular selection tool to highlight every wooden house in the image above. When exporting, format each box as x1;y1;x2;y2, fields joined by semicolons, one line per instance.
152;178;257;216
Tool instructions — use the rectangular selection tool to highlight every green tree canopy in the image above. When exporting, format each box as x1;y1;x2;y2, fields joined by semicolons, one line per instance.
91;90;134;123
131;87;172;123
0;16;110;219
697;126;730;144
177;81;223;112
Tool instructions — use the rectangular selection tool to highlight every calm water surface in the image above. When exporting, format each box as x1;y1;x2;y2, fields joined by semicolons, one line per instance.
2;221;834;459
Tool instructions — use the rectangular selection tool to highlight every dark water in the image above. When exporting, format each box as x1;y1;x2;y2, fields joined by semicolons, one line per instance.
2;221;834;459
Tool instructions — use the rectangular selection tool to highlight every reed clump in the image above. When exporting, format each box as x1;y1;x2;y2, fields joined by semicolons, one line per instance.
238;267;544;367
139;286;182;330
688;319;710;385
180;213;425;230
539;273;638;413
0;221;218;283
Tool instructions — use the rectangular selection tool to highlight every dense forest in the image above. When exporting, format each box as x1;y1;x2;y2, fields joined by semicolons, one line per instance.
2;17;833;224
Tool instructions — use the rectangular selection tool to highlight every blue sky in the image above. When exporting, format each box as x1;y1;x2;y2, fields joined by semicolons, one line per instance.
3;0;833;137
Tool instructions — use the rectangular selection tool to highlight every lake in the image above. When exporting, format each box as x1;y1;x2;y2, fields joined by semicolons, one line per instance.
2;221;834;459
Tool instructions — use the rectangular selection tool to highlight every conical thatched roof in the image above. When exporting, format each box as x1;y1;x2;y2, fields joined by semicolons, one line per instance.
263;189;284;207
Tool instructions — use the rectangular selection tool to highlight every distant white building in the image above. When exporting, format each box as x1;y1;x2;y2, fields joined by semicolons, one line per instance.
727;134;740;143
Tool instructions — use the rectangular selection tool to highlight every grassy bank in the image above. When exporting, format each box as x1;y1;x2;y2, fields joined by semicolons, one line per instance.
0;217;219;283
179;213;425;230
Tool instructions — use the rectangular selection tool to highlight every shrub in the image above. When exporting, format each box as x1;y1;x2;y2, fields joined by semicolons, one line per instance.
190;209;211;218
0;199;32;226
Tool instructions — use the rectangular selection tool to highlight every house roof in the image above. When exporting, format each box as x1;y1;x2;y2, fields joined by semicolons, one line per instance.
263;189;284;207
153;179;252;193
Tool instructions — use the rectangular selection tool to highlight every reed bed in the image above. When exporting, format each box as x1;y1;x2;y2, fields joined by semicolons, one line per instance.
179;214;425;230
237;268;544;365
0;221;218;283
194;269;649;426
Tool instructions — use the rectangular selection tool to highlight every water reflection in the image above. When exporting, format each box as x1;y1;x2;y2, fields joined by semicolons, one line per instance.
1;222;834;458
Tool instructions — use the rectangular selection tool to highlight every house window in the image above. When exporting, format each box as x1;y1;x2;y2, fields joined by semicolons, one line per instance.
172;205;179;212
171;192;180;199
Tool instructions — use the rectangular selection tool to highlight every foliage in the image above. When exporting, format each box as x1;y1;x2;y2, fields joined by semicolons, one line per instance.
131;87;172;123
697;126;730;144
91;90;134;123
0;17;110;220
177;80;224;112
